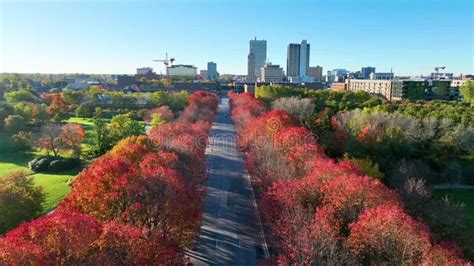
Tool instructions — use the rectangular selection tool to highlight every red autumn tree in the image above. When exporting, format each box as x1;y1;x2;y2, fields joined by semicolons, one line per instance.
36;124;63;157
47;93;69;122
4;210;102;264
144;105;174;123
0;238;47;265
87;221;181;264
318;173;400;236
61;123;86;157
347;205;431;264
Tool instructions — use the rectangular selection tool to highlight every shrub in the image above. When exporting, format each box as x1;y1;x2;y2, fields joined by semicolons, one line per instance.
28;156;55;172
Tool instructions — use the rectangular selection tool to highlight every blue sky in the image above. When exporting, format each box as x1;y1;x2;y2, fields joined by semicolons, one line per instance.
1;0;473;75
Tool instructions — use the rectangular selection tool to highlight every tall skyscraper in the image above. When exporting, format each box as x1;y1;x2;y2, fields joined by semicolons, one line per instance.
247;52;256;82
247;37;267;82
207;62;217;80
361;66;376;79
287;40;310;79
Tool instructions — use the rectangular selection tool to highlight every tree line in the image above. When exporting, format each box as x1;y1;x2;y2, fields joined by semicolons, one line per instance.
229;91;471;264
0;91;219;263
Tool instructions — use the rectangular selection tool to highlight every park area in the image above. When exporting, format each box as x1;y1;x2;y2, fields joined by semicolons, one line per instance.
0;132;80;212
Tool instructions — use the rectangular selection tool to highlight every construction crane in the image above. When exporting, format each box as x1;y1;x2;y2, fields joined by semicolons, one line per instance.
153;53;175;67
434;66;446;73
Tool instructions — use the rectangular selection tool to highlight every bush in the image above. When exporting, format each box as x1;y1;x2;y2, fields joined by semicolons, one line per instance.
48;159;80;172
28;156;55;172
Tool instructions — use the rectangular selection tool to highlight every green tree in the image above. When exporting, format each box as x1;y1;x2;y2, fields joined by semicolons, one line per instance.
4;115;26;134
0;171;44;235
0;101;14;129
76;103;94;118
89;118;113;156
13;102;33;122
32;104;49;124
11;131;33;156
4;89;38;103
460;80;474;103
151;113;166;127
108;113;145;143
61;88;85;105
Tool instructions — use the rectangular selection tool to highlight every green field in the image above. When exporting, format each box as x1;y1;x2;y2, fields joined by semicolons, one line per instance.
433;189;474;223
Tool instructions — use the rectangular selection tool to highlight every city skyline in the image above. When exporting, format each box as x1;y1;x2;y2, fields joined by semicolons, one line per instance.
1;0;473;76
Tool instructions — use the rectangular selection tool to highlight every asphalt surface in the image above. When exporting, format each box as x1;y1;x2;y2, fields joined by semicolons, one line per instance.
188;96;267;265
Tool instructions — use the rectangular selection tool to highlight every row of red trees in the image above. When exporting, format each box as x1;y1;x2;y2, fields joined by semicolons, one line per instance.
0;91;219;264
228;91;468;264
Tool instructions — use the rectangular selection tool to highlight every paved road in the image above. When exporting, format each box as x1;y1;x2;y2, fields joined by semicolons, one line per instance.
188;96;268;265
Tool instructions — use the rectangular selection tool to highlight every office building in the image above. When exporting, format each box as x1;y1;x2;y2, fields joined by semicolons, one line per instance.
260;63;285;83
247;52;256;82
370;72;394;80
200;70;208;80
207;62;217;80
137;67;153;75
247;38;267;81
166;65;197;77
308;66;323;82
361;66;376;79
287;40;310;79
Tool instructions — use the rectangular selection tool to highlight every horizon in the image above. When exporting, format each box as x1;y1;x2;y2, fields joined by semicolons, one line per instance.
1;0;473;76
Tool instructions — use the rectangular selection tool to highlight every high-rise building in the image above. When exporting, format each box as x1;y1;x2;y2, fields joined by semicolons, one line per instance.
207;62;217;80
247;38;267;81
260;63;285;83
287;40;310;79
361;66;376;79
247;52;256;82
308;66;323;82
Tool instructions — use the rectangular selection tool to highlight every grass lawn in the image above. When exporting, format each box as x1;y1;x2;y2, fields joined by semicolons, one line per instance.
0;132;80;213
32;168;81;212
63;116;96;127
433;189;474;223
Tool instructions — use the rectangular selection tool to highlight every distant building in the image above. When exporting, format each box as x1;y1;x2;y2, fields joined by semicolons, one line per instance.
117;75;137;88
370;72;394;80
431;72;454;80
137;67;153;75
207;62;218;80
330;82;347;91
361;66;376;79
308;66;323;82
248;38;267;81
348;79;455;101
327;69;347;83
287;40;310;79
247;52;256;82
347;79;394;100
451;79;468;87
260;63;285;83
166;65;197;77
200;70;208;80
